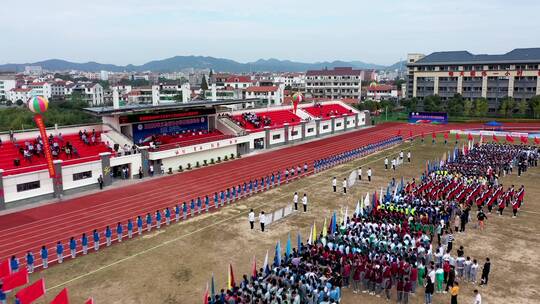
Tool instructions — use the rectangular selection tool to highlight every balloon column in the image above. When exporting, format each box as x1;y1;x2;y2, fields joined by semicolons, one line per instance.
291;92;303;114
28;96;56;177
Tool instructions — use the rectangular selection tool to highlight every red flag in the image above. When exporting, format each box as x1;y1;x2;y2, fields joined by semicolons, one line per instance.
16;278;45;304
444;132;449;139
0;259;11;280
397;129;401;136
492;134;499;142
467;133;473;141
203;282;209;304
534;137;540;145
521;136;528;144
506;134;514;143
227;264;235;290
431;132;436;139
84;298;94;304
455;133;461;140
1;268;29;291
408;130;413;138
252;255;257;278
50;288;69;304
421;132;425;138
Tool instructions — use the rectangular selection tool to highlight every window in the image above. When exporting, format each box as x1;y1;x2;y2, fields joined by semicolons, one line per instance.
17;181;40;192
291;130;298;136
322;125;329;130
73;171;92;181
336;123;342;127
307;127;314;133
272;134;281;140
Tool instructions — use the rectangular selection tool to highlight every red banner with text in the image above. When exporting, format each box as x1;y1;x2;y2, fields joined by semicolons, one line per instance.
34;114;56;178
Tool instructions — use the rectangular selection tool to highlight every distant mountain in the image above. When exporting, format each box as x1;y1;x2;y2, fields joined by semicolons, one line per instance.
385;60;407;71
0;56;400;73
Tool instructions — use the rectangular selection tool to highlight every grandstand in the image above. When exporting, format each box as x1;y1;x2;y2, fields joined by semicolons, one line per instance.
232;110;302;131
302;103;355;120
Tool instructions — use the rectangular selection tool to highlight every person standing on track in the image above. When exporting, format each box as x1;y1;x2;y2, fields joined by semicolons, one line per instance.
56;241;64;263
358;166;362;180
127;219;134;238
26;251;34;273
117;222;123;242
259;211;266;232
146;213;152;232
40;245;48;269
93;229;100;251
69;237;77;258
248;209;255;230
302;193;308;212
205;195;210;212
190;199;195;217
400;150;404;164
332;177;337;192
165;207;171;225
343;178;347;195
304;163;308;175
82;233;88;254
384;157;389;170
137;215;143;235
368;168;372;182
105;226;112;246
293;192;299;211
156;210;162;228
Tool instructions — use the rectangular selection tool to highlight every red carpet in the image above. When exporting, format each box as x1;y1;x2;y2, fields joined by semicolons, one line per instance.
1;122;540;266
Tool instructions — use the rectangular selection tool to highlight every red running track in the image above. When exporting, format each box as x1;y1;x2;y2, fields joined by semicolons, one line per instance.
1;122;540;267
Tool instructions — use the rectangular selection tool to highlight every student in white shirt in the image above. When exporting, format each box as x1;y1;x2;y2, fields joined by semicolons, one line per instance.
342;178;347;194
332;177;337;192
293;192;299;210
358;167;362;180
367;168;372;182
248;209;255;230
407;151;411;163
473;289;482;304
302;194;308;212
259;211;266;232
384;158;389;170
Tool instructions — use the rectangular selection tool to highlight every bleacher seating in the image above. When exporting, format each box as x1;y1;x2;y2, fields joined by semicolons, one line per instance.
303;103;355;120
147;130;235;151
232;110;301;131
0;132;112;176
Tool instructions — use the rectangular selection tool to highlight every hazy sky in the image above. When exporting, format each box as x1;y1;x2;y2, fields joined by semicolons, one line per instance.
2;0;539;65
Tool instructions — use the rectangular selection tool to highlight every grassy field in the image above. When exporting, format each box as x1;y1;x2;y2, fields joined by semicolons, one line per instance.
18;138;540;304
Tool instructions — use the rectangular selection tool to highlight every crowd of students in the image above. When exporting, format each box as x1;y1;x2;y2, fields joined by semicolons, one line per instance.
207;142;532;304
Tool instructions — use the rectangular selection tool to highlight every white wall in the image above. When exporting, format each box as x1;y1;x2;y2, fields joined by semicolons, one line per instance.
334;117;345;131
304;121;317;138
110;153;142;177
269;129;285;145
62;160;102;190
160;145;237;171
0;124;103;142
319;120;332;135
3;170;54;203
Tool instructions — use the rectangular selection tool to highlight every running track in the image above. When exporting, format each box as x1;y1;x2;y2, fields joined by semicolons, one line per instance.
2;122;540;268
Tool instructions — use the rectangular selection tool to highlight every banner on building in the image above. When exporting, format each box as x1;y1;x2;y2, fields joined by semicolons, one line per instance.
408;112;448;124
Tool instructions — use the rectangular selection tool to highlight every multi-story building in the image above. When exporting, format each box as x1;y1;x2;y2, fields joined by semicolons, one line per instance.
406;48;540;111
50;81;67;98
0;73;17;101
68;83;104;105
224;75;252;89
244;84;285;105
27;82;52;98
305;67;363;100
7;88;32;103
366;84;398;101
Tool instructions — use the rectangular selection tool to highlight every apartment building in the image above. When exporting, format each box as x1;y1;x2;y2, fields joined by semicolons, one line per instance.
305;67;363;100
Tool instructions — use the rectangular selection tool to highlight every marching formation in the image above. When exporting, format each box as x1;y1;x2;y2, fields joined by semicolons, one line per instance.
206;142;534;304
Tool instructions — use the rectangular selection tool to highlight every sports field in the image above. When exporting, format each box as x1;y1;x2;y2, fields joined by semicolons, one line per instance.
13;137;540;304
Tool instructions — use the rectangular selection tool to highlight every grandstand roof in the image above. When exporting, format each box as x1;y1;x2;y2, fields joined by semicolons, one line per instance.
83;99;258;116
410;48;540;66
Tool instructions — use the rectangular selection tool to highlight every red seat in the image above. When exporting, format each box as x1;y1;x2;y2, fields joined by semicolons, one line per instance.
303;104;354;120
233;110;301;131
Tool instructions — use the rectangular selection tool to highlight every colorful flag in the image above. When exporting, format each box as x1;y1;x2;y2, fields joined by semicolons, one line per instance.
493;134;499;142
506;134;514;143
468;133;473;141
274;240;281;267
210;273;216;304
227;264;235;290
50;288;69;304
331;212;337;234
343;206;348;226
252;255;257;278
262;250;269;274
16;278;45;304
297;232;302;252
1;268;29;291
0;259;11;280
364;193;370;209
520;135;528;144
312;222;317;243
285;234;291;260
307;226;313;245
355;200;361;217
203;281;209;304
84;298;94;304
322;218;327;238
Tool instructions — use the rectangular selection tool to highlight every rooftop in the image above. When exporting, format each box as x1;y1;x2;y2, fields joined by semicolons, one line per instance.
306;67;362;76
410;48;540;66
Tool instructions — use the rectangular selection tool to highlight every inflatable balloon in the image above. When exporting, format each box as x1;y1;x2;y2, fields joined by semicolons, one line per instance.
292;92;303;114
27;96;49;114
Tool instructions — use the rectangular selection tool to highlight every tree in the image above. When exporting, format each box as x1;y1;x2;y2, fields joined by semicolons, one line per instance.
6;99;13;106
474;98;489;117
529;95;540;118
403;98;418;112
463;99;473;116
200;75;209;91
499;97;516;117
517;100;528;116
447;94;464;116
423;95;442;112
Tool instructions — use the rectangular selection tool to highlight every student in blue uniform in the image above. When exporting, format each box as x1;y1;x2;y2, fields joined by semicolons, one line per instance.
10;255;19;272
137;215;143;235
254;178;259;193
190;199;195;217
205;195;210;212
127;219;134;238
40;245;49;269
146;213;152;232
82;233;89;254
271;173;275;187
213;193;218;210
69;237;77;258
165;207;171;225
156;210;162;228
174;205;180;222
197;197;202;214
105;226;112;246
93;229;100;251
277;171;281;185
26;251;34;273
0;284;7;304
56;241;64;263
231;187;236;203
183;202;188;220
116;222;123;242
